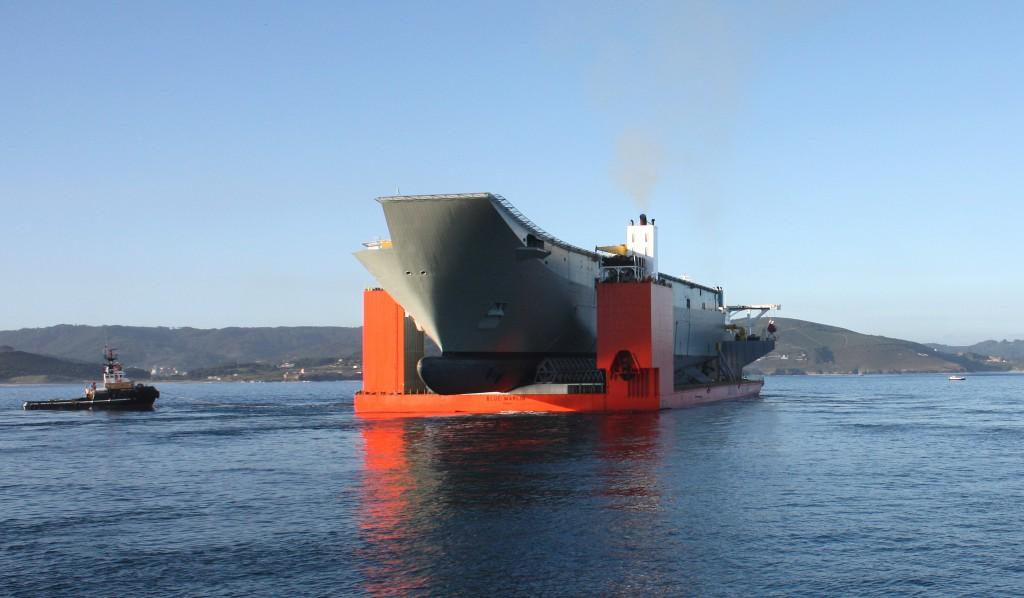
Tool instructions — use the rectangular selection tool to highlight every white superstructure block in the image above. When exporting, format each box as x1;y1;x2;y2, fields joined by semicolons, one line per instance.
626;223;658;278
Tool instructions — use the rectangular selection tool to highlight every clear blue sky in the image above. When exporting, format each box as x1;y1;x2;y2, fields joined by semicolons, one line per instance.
2;1;1021;345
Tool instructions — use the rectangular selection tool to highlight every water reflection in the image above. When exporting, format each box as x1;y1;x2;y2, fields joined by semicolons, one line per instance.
357;413;668;595
357;419;428;595
598;413;662;512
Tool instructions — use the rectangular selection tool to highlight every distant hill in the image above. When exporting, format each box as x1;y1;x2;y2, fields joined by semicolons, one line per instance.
749;318;1013;375
1;319;1016;379
0;350;149;383
927;339;1024;362
0;325;362;371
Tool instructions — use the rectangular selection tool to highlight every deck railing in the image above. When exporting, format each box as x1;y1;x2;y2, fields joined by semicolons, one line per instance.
491;194;599;258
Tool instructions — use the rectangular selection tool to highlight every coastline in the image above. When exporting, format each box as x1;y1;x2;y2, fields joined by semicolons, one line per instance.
6;370;1024;387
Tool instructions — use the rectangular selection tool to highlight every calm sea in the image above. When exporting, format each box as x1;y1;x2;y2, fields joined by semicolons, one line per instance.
2;375;1024;596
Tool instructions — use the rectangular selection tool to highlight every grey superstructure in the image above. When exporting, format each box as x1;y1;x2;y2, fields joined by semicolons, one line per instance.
355;193;774;394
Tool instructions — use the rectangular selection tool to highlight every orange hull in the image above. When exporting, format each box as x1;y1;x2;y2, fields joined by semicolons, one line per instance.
356;283;763;416
356;380;763;415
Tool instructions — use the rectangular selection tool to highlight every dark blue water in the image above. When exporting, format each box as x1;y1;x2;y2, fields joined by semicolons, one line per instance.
2;375;1024;596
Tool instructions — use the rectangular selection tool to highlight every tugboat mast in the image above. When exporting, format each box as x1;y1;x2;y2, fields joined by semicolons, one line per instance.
102;347;129;389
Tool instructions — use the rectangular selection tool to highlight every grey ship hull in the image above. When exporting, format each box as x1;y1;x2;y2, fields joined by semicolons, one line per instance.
355;193;769;394
356;195;599;352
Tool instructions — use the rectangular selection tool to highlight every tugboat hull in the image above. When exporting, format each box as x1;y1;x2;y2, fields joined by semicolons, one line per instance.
23;386;159;411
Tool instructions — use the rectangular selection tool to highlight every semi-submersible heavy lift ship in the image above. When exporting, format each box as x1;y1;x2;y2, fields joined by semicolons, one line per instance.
354;193;777;414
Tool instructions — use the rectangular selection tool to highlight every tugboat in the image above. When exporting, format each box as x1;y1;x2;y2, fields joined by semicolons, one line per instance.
23;347;160;411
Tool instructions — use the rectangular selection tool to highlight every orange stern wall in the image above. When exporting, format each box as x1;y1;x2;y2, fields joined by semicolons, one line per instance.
362;289;407;394
596;281;674;410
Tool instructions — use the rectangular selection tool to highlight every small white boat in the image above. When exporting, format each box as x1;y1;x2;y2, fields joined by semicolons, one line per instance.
949;375;967;381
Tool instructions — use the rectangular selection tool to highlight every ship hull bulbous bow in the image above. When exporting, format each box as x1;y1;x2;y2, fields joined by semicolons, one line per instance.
417;354;541;394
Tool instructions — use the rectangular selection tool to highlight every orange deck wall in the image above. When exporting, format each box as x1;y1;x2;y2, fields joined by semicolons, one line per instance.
362;289;408;394
596;281;675;404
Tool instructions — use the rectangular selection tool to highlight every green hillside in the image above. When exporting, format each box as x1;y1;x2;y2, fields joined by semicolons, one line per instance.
749;318;1012;375
1;319;1016;379
928;339;1024;362
0;325;362;370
